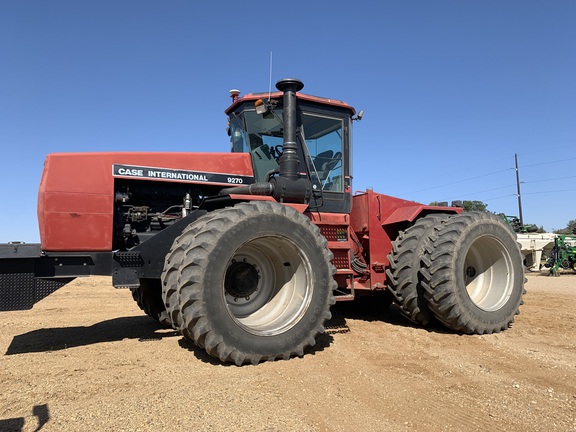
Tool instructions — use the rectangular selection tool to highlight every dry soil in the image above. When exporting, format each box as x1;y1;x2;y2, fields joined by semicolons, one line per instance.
1;272;575;432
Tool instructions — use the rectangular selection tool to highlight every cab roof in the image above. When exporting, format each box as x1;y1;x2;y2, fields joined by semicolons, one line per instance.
225;90;356;116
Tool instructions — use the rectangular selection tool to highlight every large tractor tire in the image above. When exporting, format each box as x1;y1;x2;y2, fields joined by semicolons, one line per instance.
162;201;336;365
386;214;450;326
421;212;525;334
131;278;171;327
161;210;208;330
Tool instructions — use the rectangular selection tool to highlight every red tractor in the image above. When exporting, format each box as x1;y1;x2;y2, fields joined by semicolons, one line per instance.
0;79;525;365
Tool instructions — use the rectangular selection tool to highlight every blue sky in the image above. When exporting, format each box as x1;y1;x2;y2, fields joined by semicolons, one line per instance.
1;0;574;242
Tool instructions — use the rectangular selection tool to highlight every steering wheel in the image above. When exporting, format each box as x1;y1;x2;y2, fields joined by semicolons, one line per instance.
270;145;283;159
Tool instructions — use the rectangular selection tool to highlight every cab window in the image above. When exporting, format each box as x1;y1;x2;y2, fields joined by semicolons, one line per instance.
302;114;343;192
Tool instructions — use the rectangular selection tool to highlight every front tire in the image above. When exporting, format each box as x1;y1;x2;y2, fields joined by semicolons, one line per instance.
165;201;336;365
161;212;208;330
131;279;171;327
421;212;525;334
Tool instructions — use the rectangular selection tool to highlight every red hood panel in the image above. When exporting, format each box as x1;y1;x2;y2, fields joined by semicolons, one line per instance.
38;152;253;251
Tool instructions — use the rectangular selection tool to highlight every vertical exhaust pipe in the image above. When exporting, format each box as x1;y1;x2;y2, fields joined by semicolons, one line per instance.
275;78;304;181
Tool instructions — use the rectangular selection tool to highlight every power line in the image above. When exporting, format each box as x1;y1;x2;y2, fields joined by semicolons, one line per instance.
437;194;515;203
520;157;576;169
523;188;576;195
437;185;575;207
482;194;517;201
386;152;514;195
517;145;574;157
445;184;515;200
523;175;576;184
389;153;574;199
515;153;524;225
402;168;513;195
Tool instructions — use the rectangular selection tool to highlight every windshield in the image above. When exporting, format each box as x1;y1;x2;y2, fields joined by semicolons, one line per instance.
229;108;344;192
229;111;284;182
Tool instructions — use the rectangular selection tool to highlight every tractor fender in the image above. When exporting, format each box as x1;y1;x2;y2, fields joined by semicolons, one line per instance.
381;205;461;227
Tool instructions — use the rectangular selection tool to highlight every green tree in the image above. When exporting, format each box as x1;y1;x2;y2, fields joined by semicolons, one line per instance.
461;200;488;212
554;219;576;234
428;200;489;212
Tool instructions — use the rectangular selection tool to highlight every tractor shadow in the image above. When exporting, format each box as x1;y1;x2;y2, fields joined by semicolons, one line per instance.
178;293;454;366
0;403;49;432
5;296;449;362
5;316;179;355
177;331;336;366
5;313;334;365
325;293;451;334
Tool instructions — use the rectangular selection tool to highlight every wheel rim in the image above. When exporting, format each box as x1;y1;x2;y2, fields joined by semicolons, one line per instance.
463;235;515;311
224;235;313;336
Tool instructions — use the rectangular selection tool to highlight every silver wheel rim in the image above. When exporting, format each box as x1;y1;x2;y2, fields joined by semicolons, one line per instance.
464;235;515;311
224;235;313;336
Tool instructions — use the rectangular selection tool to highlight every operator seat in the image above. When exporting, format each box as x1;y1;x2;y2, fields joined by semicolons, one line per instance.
313;150;342;182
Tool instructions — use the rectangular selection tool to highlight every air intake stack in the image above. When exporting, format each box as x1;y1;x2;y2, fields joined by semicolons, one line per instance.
275;78;303;181
268;78;311;203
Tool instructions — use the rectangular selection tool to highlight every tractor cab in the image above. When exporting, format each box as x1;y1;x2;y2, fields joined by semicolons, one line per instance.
225;86;357;213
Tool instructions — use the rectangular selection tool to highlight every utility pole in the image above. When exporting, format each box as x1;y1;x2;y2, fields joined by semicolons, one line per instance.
515;153;524;227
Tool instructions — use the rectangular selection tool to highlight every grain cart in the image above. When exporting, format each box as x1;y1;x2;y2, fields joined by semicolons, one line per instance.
0;79;525;365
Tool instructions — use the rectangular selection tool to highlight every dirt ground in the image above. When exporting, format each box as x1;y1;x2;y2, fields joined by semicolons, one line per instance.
1;272;575;432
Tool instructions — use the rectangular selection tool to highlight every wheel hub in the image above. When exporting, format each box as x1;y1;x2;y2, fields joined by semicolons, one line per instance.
223;234;315;336
465;235;514;311
225;260;259;300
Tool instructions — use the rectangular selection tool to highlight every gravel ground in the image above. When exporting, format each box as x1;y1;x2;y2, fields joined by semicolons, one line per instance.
1;272;575;432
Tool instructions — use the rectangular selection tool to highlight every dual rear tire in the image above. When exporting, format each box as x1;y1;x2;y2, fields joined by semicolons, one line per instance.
386;214;449;326
388;212;525;334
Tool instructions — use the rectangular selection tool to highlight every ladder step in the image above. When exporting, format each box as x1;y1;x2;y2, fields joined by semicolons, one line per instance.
334;293;355;301
328;242;352;249
335;269;354;274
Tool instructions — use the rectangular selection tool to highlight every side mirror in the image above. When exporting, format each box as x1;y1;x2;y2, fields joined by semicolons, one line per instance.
352;110;364;121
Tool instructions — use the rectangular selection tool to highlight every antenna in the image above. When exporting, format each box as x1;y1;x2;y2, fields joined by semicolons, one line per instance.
268;51;273;100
